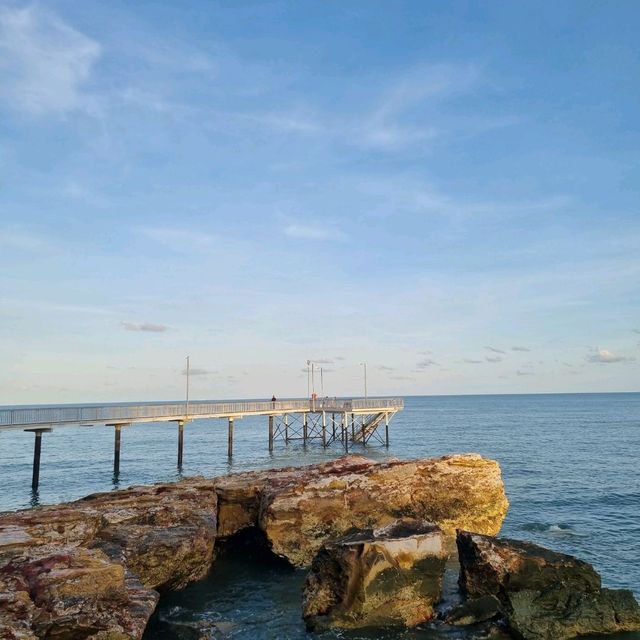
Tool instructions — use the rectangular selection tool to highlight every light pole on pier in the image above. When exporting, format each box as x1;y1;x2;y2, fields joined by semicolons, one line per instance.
185;355;190;420
360;362;367;399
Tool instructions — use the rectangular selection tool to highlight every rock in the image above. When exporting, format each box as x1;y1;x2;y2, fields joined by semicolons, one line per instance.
302;518;448;630
457;531;640;640
1;546;158;639
0;454;508;638
257;454;507;567
444;594;502;626
0;478;217;639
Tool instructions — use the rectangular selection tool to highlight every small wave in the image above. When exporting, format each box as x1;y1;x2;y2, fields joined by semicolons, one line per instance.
520;522;582;536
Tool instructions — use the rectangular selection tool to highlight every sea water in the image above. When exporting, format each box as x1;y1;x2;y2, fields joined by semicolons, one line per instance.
1;393;639;639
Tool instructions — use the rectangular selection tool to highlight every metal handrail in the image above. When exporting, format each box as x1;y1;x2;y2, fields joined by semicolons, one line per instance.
0;398;404;429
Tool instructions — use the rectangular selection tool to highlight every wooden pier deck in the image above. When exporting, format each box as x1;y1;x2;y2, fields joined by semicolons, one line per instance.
0;397;404;490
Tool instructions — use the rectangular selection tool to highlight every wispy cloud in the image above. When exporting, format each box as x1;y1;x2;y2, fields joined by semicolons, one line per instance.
357;63;479;151
586;348;635;364
511;346;531;352
0;5;101;115
378;365;395;372
122;322;168;333
0;226;46;250
516;369;534;376
181;367;214;376
463;358;483;364
416;358;438;368
485;346;506;354
136;226;215;249
485;356;503;363
283;223;345;241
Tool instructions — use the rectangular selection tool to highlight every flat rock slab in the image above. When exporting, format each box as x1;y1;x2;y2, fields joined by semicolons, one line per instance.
303;518;449;630
457;531;640;640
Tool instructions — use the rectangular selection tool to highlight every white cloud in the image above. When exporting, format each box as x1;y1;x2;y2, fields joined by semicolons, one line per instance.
416;358;438;368
516;369;534;376
587;348;634;364
463;358;483;364
511;346;531;352
283;223;344;241
121;322;168;333
0;5;101;115
485;356;503;363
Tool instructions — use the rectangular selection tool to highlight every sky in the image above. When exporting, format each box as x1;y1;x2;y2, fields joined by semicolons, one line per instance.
1;0;639;404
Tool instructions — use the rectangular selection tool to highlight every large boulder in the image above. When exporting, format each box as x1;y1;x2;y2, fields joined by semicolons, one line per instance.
457;531;640;640
303;518;448;629
215;454;508;567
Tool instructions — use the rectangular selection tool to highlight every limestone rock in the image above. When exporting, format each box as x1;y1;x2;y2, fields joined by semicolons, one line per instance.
260;454;508;566
457;531;640;640
303;518;448;630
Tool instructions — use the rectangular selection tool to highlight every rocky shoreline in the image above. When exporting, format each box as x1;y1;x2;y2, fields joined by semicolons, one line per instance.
0;454;507;639
1;453;638;640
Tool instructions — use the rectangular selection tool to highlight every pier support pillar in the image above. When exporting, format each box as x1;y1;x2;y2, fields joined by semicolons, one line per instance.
361;416;366;446
331;413;336;440
25;428;51;491
284;414;289;442
385;413;389;447
343;413;349;452
268;415;274;451
303;413;308;442
351;413;355;439
228;418;234;458
322;411;327;447
114;425;122;477
177;420;185;468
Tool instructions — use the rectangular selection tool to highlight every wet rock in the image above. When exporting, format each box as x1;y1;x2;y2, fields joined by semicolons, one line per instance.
302;518;448;629
444;594;501;626
457;531;640;640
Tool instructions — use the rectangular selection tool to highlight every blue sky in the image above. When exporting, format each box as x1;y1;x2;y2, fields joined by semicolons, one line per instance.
1;0;639;403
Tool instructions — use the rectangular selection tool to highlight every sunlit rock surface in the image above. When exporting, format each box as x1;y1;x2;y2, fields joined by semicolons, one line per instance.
216;453;508;566
303;518;448;630
457;531;640;640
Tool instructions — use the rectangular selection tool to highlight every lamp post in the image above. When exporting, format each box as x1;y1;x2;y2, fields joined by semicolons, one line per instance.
185;355;190;420
360;362;367;399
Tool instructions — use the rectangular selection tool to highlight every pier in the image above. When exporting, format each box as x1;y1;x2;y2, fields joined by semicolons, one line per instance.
0;397;403;490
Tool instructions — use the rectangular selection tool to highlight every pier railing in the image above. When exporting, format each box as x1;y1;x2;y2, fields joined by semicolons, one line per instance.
0;398;404;430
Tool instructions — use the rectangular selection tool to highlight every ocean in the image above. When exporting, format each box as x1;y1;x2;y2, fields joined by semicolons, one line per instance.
2;393;639;639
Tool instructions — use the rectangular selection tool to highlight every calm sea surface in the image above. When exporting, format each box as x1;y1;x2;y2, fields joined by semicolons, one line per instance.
2;393;639;639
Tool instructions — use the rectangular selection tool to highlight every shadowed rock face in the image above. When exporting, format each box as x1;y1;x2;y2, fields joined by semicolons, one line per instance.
0;454;508;639
457;531;640;640
303;518;449;630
